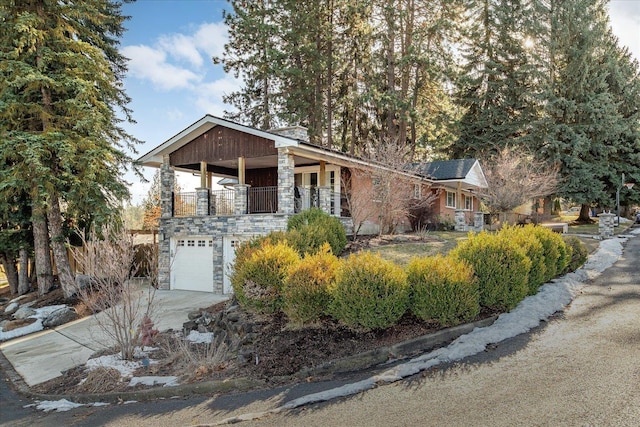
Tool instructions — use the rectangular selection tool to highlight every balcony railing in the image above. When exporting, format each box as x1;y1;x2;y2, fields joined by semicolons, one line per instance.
172;187;351;218
211;189;234;216
173;192;196;217
248;186;278;213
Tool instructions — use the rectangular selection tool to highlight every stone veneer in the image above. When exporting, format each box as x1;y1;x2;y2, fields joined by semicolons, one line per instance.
158;214;290;293
277;148;295;214
160;154;175;218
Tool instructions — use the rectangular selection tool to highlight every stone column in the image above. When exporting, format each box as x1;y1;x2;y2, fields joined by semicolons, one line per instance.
473;212;485;232
455;210;467;232
160;154;175;218
196;187;210;216
278;147;295;214
234;184;250;215
318;186;332;215
599;212;616;238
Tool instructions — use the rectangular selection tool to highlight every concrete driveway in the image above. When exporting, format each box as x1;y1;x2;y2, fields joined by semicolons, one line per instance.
0;289;227;386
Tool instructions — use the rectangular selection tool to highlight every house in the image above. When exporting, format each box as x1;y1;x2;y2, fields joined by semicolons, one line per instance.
412;159;488;230
139;115;487;293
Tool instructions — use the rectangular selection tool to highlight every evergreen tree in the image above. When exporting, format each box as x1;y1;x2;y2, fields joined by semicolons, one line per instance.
451;0;543;158
0;0;139;296
533;0;629;221
216;0;284;130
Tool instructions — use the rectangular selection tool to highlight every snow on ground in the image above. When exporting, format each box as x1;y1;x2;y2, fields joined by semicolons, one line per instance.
186;330;214;343
29;399;110;412
0;304;67;341
214;235;631;423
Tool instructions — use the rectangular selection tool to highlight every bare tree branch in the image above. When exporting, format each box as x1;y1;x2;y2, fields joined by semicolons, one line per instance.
480;148;560;214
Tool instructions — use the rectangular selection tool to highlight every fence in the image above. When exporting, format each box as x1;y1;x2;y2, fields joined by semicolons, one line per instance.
248;186;278;213
173;192;196;217
211;189;235;215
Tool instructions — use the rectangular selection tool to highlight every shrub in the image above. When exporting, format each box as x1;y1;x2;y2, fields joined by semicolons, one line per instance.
450;231;531;312
552;232;572;275
231;241;300;314
563;236;588;273
283;244;339;325
498;225;547;294
406;255;479;326
329;251;408;330
287;208;347;255
529;227;561;282
231;231;289;280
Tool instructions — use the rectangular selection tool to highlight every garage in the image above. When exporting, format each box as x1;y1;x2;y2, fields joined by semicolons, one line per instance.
170;237;214;292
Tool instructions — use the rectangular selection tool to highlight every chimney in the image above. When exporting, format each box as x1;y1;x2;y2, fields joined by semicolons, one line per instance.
269;125;309;142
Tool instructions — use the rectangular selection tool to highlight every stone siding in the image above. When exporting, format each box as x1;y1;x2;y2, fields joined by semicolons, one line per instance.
158;214;290;292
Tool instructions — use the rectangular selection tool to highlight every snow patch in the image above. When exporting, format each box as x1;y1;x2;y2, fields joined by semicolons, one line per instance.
186;330;214;344
35;399;84;412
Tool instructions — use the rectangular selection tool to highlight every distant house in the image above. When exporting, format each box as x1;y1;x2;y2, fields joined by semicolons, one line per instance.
412;159;488;229
139;115;487;293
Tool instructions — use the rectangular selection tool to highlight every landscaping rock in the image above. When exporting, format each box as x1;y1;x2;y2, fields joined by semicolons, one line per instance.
4;302;19;315
42;306;78;328
187;310;202;320
13;306;36;320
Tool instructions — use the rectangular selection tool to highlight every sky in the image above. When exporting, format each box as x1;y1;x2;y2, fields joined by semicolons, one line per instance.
119;0;640;204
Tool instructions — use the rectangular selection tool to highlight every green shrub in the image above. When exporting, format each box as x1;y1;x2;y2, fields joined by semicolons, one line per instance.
406;255;479;327
287;208;347;255
563;236;588;273
329;251;408;330
498;225;547;294
231;231;289;280
552;232;572;275
231;241;300;314
283;244;339;325
450;231;531;312
529;227;561;282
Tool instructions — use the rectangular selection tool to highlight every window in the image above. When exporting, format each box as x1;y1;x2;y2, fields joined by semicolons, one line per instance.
197;240;205;247
414;184;422;199
446;191;456;208
177;240;185;247
464;194;473;211
187;240;195;247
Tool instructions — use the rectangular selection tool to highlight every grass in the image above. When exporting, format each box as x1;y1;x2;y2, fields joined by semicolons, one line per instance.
368;231;466;265
369;218;614;265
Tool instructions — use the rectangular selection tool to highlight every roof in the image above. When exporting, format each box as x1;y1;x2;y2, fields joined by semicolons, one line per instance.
414;159;479;180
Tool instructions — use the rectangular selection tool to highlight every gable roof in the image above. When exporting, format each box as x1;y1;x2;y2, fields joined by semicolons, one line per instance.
410;159;488;189
138;115;301;167
415;159;478;180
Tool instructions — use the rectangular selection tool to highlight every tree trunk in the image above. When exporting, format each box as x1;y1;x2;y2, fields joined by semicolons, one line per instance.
32;204;54;295
18;248;30;295
578;203;592;223
543;195;553;219
0;253;19;295
47;189;75;298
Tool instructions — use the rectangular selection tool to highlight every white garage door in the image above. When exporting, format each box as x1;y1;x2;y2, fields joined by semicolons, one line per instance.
171;237;214;292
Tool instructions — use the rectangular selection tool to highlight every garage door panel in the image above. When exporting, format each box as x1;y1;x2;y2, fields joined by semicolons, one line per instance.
171;237;214;292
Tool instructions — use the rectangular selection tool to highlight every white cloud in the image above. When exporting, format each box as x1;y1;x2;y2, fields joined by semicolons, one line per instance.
122;45;200;90
158;33;204;67
194;75;242;116
192;22;228;59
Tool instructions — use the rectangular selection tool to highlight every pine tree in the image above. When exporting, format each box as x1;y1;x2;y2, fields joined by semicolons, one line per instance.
451;0;543;158
0;0;139;296
533;0;628;221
